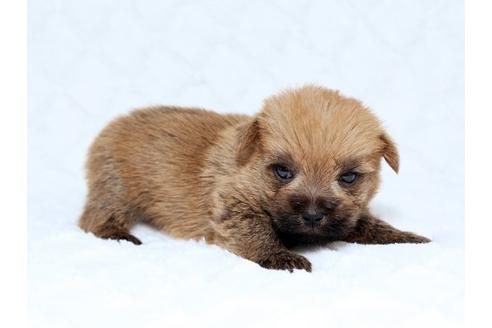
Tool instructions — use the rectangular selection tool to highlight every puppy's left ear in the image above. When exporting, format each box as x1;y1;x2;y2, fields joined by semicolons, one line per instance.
380;133;399;173
236;119;261;166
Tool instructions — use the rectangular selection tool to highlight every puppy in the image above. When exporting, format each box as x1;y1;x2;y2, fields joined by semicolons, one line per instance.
79;85;430;272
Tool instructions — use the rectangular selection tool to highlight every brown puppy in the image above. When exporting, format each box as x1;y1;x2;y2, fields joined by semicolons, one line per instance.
79;85;430;272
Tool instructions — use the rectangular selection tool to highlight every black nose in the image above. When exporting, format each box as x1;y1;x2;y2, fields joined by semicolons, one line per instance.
302;213;324;223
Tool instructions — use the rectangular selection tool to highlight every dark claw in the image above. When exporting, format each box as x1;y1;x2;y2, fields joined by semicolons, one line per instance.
106;233;142;245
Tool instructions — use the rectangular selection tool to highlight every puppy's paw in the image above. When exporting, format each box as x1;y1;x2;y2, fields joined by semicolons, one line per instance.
388;231;431;244
401;232;431;244
258;250;312;272
103;232;142;245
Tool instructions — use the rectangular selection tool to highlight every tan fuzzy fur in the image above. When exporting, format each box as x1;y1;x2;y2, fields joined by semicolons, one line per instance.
79;85;430;272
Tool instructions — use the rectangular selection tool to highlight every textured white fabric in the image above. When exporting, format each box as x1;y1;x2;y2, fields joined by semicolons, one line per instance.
28;1;463;327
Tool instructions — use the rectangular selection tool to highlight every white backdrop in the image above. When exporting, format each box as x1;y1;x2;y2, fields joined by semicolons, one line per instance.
28;0;463;327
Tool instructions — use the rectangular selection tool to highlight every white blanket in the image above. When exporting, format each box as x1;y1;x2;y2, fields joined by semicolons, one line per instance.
28;0;463;327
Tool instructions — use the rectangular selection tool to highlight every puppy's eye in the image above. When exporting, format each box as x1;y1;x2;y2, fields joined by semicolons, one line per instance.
339;172;357;185
273;164;295;181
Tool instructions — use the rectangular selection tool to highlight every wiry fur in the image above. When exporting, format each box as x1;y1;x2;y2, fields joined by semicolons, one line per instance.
79;85;430;272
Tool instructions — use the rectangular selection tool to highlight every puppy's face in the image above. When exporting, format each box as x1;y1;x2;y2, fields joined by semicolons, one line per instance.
236;86;399;243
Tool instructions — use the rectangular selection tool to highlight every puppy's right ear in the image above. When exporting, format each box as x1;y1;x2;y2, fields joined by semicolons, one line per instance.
236;119;261;166
380;132;400;174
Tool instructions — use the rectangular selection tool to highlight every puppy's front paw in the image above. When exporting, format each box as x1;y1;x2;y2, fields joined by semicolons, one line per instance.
258;250;312;272
401;232;431;244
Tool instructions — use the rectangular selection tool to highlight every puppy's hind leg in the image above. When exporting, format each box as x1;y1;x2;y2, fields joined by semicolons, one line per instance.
79;146;142;245
79;199;142;245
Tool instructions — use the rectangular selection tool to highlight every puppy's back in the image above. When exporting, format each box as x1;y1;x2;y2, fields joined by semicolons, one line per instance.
81;107;248;240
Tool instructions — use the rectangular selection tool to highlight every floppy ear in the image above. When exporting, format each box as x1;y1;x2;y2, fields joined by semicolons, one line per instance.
380;133;400;173
236;119;261;166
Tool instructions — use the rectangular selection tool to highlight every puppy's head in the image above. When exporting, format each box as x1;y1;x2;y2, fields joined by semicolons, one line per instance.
236;85;399;243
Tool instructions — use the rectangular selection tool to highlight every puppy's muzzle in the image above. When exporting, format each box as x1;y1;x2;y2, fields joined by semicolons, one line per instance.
289;193;339;227
302;212;324;224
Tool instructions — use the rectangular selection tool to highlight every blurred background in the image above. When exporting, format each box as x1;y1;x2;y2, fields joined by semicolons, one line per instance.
28;0;463;327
